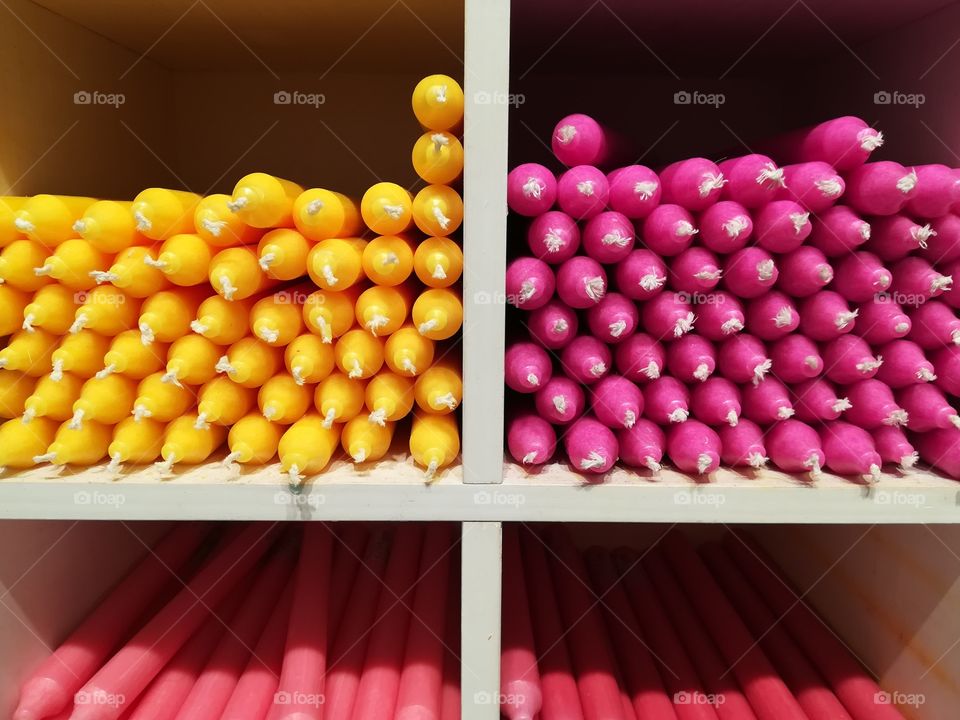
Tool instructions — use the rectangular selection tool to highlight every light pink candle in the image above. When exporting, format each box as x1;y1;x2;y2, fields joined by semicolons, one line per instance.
499;526;542;720
71;524;279;720
15;524;209;720
329;526;369;635
273;524;333;720
350;525;425;720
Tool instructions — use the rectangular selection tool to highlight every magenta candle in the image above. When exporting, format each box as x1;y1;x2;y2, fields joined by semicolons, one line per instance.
607;165;661;218
772;116;883;171
833;252;891;303
642;204;698;256
507;164;556;216
591;374;643;429
666;334;716;383
582;211;635;264
659;157;726;211
809;206;871;257
744;291;798;340
614;333;665;384
666;421;721;474
854;299;911;345
752;200;809;253
527;211;580;263
556;165;609;219
797;291;857;341
776;246;833;297
933;345;960;395
844;161;917;216
614;249;667;301
14;524;208;720
722;247;777;298
698;200;753;254
717;334;771;386
741;377;795;424
791;378;850;423
873;425;917;469
535;376;585;425
907;301;960;348
891;256;952;300
820;421;883;479
766;419;825;474
924;213;960;264
505;341;552;393
564;416;618;474
617;419;665;472
641;292;695;340
769;334;822;384
875;339;937;387
690;377;741;428
561;335;611;385
694;292;745;341
718;153;785;207
505;256;555;310
528;300;578;350
586;292;639;344
507;411;557;465
71;524;278;720
552;113;611;167
719;418;768;468
868;214;935;261
822;335;881;384
643;376;690;425
777;162;845;212
905;164;960;218
669;247;722;293
556;255;607;308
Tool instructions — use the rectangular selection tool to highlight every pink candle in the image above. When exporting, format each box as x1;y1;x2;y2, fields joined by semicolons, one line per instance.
752;201;810;253
395;524;454;720
718;154;785;208
614;250;668;302
586;293;639;344
499;526;543;720
659;158;726;211
15;524;209;720
329;526;369;633
273;524;333;720
582;211;635;264
557;165;609;219
607;165;661;218
698;201;753;254
323;531;393;720
527;211;580;263
176;549;297;720
535;376;586;425
350;524;425;720
768;116;882;170
439;557;461;720
508;164;557;216
71;524;279;720
552;114;615;167
777;162;845;212
528;300;578;350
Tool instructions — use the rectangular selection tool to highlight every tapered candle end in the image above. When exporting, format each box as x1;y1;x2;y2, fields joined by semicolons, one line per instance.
13;678;68;720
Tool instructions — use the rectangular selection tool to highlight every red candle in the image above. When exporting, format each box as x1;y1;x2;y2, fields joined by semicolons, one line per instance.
70;523;279;720
615;549;719;720
176;547;297;720
660;532;806;720
395;524;455;720
328;525;368;633
219;578;295;720
723;532;905;720
350;524;425;720
323;531;393;720
272;524;333;720
439;547;461;720
547;529;624;720
700;544;853;720
519;528;584;720
583;549;679;720
641;550;757;720
500;526;543;720
15;524;209;720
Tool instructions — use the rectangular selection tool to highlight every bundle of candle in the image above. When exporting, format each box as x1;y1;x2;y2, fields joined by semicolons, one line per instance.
0;74;464;483
13;521;461;720
501;525;907;720
505;113;960;480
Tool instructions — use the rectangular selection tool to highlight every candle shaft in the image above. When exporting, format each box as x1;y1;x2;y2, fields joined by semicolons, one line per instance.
500;526;542;720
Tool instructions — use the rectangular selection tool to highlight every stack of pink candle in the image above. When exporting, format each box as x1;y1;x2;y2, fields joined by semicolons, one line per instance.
506;113;960;481
13;522;461;720
501;525;908;720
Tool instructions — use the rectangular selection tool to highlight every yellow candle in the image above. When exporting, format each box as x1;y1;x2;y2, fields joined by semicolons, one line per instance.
278;412;341;485
259;374;312;424
250;293;305;345
0;239;54;291
303;286;361;343
50;331;110;381
414;236;463;287
144;234;213;287
37;419;112;466
284;333;334;386
106;417;165;472
412;74;464;131
0;329;58;376
157;414;226;473
315;372;366;428
292;189;361;241
365;371;415;426
138;287;208;346
410;412;460;478
0;197;27;248
133;372;195;422
210;247;272;301
0;416;56;469
70;373;138;428
355;284;413;337
195;375;256;428
384;325;435;376
413;288;462;340
307;237;367;291
74;200;148;253
131;188;201;240
411;131;464;185
413;185;463;236
360;183;414;235
414;361;462;414
191;294;254;345
2;285;32;335
215;337;282;388
14;195;97;247
34;239;113;291
21;285;78;335
341;415;394;463
98;246;171;297
0;371;37;418
98;330;168;380
163;334;222;387
70;286;139;336
194;194;263;247
334;329;384;379
257;228;310;280
224;413;283;468
228;173;304;228
23;372;84;422
361;235;415;287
